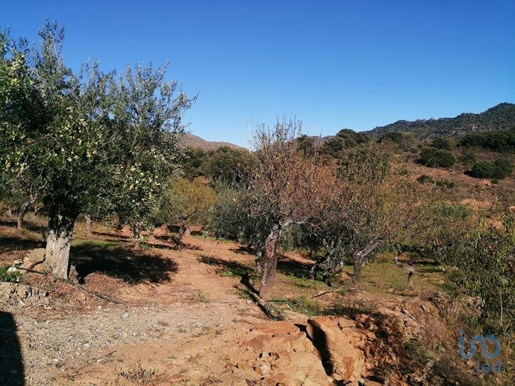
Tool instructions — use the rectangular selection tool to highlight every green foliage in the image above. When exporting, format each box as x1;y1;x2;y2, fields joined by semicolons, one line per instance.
469;161;496;178
460;129;515;153
418;148;456;168
207;182;274;252
200;146;254;183
441;215;515;333
371;103;515;140
430;137;453;151
0;266;22;283
469;159;513;180
493;158;513;179
181;147;206;180
0;22;196;236
158;177;216;227
321;128;369;158
458;148;477;165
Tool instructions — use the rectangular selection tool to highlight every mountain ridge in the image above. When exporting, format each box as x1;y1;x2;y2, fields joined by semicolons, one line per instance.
366;102;515;140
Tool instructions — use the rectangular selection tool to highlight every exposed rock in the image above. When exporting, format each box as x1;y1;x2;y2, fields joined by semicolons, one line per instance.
306;317;367;383
21;248;46;271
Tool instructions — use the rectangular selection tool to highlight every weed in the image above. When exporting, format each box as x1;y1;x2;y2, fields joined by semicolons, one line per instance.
233;288;252;300
285;295;323;316
0;265;22;283
117;361;167;385
263;302;285;321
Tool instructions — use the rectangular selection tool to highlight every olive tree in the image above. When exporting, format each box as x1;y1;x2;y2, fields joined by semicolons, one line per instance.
247;117;336;299
0;22;195;278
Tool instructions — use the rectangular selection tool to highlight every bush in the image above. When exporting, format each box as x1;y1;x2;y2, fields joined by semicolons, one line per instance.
418;148;456;168
460;129;515;153
469;159;513;180
430;137;453;151
494;158;513;179
469;161;497;178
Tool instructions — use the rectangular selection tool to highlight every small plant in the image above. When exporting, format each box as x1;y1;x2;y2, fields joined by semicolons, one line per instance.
117;361;167;385
286;295;323;316
0;265;22;283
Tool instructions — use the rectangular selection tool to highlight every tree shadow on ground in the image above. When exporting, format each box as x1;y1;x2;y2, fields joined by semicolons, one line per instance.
92;230;132;240
71;242;178;284
151;236;203;251
0;237;44;255
0;219;47;235
0;311;24;386
277;256;313;279
198;254;259;294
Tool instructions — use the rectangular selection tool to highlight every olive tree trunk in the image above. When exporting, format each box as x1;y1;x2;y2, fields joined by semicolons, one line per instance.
352;237;382;289
44;205;78;279
17;194;39;230
258;224;282;300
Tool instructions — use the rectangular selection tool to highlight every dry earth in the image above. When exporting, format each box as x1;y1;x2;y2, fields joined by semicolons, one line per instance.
0;222;510;386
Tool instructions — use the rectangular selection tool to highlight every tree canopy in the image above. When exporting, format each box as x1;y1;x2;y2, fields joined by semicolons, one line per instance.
0;22;196;278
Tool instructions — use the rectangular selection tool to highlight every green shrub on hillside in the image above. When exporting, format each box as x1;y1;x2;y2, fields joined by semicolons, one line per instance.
469;159;513;180
418;148;456;168
430;137;453;151
460;129;515;153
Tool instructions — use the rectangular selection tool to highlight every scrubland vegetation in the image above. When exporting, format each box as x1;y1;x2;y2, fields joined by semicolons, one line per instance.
1;22;514;385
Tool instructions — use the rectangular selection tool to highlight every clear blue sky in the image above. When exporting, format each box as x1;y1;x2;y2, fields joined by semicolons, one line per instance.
1;0;514;147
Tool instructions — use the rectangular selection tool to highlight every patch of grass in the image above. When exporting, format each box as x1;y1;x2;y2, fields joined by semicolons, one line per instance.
0;265;22;283
233;288;253;300
284;295;323;316
190;292;210;303
283;274;329;290
263;302;286;321
117;361;167;385
198;254;252;278
192;326;211;337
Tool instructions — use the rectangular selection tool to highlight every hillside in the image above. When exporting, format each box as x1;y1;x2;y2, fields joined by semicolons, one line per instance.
180;133;246;152
367;102;515;140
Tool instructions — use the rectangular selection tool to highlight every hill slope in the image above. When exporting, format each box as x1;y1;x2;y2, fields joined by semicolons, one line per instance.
367;102;515;140
180;133;246;152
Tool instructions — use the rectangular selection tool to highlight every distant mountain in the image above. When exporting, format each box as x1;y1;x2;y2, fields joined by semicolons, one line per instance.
367;103;515;140
179;133;246;152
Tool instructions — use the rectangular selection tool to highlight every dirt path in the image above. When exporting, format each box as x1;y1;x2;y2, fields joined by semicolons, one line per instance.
2;230;268;385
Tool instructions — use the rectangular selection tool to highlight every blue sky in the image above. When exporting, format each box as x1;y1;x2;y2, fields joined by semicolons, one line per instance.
1;0;514;147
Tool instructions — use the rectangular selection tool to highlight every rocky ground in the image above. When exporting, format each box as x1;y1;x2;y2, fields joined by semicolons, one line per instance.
0;223;509;385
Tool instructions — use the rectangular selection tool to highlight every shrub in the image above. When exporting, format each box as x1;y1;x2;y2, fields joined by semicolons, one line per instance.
469;159;513;180
460;129;515;153
458;148;477;165
494;158;513;179
469;161;496;178
430;137;453;151
418;148;456;168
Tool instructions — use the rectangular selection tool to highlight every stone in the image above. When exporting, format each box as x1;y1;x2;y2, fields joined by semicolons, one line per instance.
22;248;46;271
307;317;367;383
250;321;300;335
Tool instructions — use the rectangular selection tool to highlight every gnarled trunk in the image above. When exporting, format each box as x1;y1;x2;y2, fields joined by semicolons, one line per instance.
44;205;78;279
259;224;282;300
17;194;39;230
352;237;382;289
